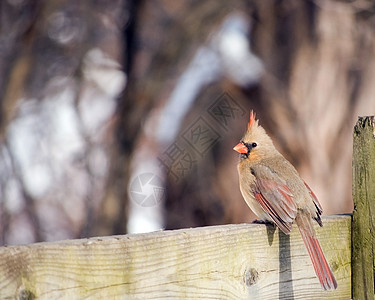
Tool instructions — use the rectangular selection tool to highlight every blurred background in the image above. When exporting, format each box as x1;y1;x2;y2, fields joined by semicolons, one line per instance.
0;0;374;245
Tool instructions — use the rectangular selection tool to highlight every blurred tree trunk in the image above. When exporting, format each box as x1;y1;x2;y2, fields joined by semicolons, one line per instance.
0;1;41;243
95;0;245;235
0;0;126;244
90;0;137;237
0;1;38;139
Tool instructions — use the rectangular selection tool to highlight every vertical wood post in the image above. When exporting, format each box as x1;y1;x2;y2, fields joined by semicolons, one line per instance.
352;116;375;300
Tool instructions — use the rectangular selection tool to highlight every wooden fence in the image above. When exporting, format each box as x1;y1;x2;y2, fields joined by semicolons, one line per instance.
0;116;373;300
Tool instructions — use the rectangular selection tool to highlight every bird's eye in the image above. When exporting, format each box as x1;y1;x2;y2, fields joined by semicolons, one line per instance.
251;142;257;148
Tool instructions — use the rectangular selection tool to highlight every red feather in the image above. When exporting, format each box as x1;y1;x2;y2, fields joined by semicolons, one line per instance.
248;110;257;128
254;178;297;234
298;224;338;290
255;192;292;234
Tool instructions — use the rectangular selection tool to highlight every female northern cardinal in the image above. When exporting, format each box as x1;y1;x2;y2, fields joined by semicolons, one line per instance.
233;111;337;290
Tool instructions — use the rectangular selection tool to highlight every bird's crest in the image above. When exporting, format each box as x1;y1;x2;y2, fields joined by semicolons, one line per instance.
248;110;259;129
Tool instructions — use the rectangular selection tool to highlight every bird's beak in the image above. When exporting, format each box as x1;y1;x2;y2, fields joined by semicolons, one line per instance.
233;142;248;154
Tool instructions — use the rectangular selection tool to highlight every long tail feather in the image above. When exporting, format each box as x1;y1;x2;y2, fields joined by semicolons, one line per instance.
298;226;337;290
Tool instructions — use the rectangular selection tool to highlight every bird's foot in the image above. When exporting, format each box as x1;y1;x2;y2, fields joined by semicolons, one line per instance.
252;219;274;226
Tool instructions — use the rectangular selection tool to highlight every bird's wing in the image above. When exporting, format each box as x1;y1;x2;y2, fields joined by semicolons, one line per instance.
251;164;298;234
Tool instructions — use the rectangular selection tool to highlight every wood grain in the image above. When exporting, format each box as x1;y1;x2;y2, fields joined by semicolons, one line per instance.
352;116;375;300
0;216;350;299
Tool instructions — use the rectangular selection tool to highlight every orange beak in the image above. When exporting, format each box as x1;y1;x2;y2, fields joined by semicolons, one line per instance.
233;142;248;154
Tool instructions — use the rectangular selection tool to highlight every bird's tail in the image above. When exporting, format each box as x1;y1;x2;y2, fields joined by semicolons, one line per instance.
296;215;337;290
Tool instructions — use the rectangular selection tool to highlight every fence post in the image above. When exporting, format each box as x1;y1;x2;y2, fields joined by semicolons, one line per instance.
352;116;375;300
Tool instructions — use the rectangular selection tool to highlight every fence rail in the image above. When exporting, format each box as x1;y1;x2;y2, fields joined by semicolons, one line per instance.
0;216;350;299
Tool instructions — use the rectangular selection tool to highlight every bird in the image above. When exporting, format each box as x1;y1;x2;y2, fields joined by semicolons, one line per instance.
233;110;337;290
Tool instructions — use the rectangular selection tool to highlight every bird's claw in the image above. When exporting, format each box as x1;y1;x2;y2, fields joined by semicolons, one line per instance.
252;219;275;226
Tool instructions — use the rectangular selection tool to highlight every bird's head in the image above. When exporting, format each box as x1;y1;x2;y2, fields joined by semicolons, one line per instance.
233;110;276;161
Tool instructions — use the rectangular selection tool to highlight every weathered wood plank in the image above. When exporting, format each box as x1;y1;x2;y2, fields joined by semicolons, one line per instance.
0;216;350;299
352;116;375;300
